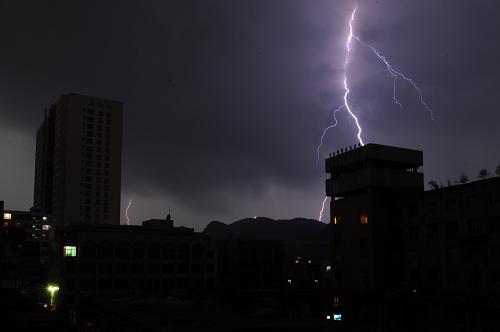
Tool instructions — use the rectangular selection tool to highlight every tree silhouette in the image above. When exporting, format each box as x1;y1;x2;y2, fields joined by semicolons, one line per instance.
428;180;439;190
459;173;469;184
478;169;490;180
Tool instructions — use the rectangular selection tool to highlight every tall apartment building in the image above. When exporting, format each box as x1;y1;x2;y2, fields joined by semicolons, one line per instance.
325;143;423;295
33;93;123;225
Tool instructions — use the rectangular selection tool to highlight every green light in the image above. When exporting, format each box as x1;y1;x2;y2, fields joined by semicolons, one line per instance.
47;284;60;308
63;245;77;257
47;285;59;293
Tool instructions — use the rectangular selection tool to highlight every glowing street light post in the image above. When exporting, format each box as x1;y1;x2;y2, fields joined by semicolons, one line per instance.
47;284;60;309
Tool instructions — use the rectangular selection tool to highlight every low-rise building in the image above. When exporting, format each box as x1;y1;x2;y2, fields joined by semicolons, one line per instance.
49;214;216;304
0;203;51;291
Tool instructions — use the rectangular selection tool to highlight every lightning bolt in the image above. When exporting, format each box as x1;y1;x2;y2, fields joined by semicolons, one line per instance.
315;6;363;168
316;4;434;221
318;196;328;221
125;194;135;225
343;6;364;146
352;35;435;120
315;5;435;167
315;104;344;167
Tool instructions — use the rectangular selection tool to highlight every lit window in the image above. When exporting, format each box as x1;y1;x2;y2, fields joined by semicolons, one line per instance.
63;246;77;257
3;213;12;220
42;225;50;231
287;279;292;285
333;313;342;321
360;214;368;224
294;256;301;264
42;216;47;221
326;265;332;272
332;216;340;225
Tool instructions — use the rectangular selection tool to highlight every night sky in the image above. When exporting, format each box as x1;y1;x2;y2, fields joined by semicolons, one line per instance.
1;0;500;230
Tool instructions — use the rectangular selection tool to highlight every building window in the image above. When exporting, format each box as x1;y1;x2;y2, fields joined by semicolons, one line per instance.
426;222;439;240
467;219;480;234
409;224;419;241
3;213;12;220
408;206;417;217
489;192;500;205
360;214;368;224
332;215;340;225
446;221;458;238
64;245;77;257
360;237;368;250
489;216;500;233
445;198;457;212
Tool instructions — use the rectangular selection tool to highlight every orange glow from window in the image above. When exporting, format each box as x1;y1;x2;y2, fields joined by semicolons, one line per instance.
332;216;340;225
360;214;368;224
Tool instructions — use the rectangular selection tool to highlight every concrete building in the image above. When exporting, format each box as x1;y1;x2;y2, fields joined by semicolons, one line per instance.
49;215;216;302
325;143;500;328
33;93;123;225
326;143;423;296
414;176;500;296
0;204;51;291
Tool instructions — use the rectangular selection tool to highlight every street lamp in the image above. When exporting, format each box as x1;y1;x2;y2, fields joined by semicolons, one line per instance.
47;284;60;309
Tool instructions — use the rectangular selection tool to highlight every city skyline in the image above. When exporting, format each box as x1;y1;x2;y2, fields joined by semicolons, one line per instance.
1;0;500;230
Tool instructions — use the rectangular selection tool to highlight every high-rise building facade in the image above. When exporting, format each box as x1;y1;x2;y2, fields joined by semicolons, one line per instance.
33;93;122;225
326;143;423;294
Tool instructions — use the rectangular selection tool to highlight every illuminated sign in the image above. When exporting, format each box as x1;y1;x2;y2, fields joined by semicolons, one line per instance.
63;246;77;257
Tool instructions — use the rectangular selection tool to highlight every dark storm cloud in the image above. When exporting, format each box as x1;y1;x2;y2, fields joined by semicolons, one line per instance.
1;0;500;228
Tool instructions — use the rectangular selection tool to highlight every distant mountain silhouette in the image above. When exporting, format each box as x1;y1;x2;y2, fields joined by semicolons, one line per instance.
203;217;329;258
